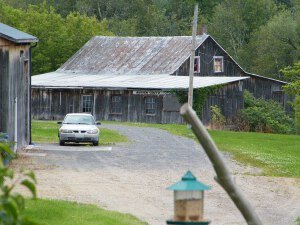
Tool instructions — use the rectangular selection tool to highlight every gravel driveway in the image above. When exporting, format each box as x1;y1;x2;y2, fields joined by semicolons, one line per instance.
15;124;300;225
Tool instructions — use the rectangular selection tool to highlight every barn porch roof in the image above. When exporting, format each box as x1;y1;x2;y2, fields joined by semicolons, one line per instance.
31;72;249;90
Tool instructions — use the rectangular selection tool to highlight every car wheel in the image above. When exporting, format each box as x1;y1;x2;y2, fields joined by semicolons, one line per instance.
59;140;65;146
93;141;99;146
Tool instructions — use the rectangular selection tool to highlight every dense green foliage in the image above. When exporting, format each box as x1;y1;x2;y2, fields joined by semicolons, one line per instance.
241;91;293;134
24;198;147;225
281;62;300;134
0;0;112;74
31;120;128;144
294;96;300;134
281;61;300;95
104;121;300;177
0;142;38;225
2;0;300;79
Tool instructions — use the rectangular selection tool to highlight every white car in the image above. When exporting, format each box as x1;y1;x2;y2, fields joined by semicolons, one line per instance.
58;113;100;146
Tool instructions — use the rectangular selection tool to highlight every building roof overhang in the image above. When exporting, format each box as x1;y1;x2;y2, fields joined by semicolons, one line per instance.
0;23;38;44
31;72;249;90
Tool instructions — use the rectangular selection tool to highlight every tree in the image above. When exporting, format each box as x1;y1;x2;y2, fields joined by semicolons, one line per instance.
281;61;300;94
0;1;114;74
209;0;278;60
19;3;68;74
281;62;300;134
64;13;113;60
241;10;300;79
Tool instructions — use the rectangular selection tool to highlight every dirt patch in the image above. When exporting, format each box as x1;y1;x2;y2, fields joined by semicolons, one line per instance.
11;155;300;225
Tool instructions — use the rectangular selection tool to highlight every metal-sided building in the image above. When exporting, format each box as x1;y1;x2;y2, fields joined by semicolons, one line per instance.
0;23;38;150
31;34;288;125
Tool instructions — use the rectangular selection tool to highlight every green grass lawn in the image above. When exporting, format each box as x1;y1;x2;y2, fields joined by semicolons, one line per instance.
31;120;128;145
104;121;300;178
209;130;300;177
32;120;300;177
24;198;147;225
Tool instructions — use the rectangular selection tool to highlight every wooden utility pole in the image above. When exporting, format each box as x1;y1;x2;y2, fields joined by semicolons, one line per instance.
188;3;198;107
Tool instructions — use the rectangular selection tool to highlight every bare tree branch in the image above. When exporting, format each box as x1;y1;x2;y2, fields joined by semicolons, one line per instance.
180;103;263;225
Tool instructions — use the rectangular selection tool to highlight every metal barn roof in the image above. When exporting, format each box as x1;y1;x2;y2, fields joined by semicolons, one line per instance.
58;35;209;75
32;72;249;90
0;23;38;43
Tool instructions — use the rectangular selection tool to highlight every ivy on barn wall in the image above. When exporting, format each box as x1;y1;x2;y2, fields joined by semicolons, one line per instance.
172;85;222;118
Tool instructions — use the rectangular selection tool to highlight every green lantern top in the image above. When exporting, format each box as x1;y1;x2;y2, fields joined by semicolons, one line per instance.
167;171;211;191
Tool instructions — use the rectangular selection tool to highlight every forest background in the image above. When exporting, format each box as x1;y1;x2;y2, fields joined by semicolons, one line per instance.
1;0;300;80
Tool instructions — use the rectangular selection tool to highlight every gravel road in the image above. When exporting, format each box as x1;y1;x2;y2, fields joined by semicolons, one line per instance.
14;124;300;225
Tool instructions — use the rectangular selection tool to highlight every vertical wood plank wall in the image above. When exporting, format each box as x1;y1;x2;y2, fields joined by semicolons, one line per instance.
0;37;30;149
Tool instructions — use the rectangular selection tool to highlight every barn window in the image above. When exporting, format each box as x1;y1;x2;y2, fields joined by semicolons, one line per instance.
272;91;284;104
145;96;156;115
194;56;200;73
111;95;122;114
213;56;224;73
82;95;93;113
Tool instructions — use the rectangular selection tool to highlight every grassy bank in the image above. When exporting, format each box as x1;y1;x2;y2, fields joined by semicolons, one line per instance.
105;121;300;178
25;198;146;225
31;120;128;145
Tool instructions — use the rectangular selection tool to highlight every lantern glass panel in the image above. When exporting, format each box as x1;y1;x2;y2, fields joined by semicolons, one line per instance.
174;191;202;200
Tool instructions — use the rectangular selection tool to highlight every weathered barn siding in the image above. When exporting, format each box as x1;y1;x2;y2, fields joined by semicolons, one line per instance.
31;85;245;125
32;88;183;123
173;36;244;77
202;82;243;124
173;36;289;111
0;37;30;149
243;76;291;110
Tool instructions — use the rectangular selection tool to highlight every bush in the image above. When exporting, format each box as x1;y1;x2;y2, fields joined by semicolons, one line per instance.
209;105;225;130
293;95;300;134
0;142;38;225
240;91;294;134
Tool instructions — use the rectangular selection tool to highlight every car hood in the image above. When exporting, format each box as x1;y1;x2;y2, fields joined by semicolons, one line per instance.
60;124;99;131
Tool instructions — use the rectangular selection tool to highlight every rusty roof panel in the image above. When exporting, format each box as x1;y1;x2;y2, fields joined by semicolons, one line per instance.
58;35;208;75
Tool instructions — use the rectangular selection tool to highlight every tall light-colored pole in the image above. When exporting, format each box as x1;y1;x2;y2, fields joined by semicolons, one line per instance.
180;103;263;225
188;3;198;107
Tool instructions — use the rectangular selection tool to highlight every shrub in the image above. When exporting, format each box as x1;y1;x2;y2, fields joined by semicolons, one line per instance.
241;91;294;134
210;105;225;130
0;142;38;225
293;95;300;134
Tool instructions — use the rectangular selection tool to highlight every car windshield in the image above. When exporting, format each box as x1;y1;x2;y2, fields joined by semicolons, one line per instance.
63;115;95;125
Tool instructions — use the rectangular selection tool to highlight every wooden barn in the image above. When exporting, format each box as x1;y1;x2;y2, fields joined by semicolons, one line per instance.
31;34;288;125
0;23;38;150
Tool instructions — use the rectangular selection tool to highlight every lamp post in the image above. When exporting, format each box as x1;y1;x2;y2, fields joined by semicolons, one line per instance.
167;171;211;225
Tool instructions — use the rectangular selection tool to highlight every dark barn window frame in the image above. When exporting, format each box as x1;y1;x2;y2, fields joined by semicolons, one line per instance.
82;95;93;113
272;90;284;105
145;96;157;115
213;56;224;73
110;95;122;114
